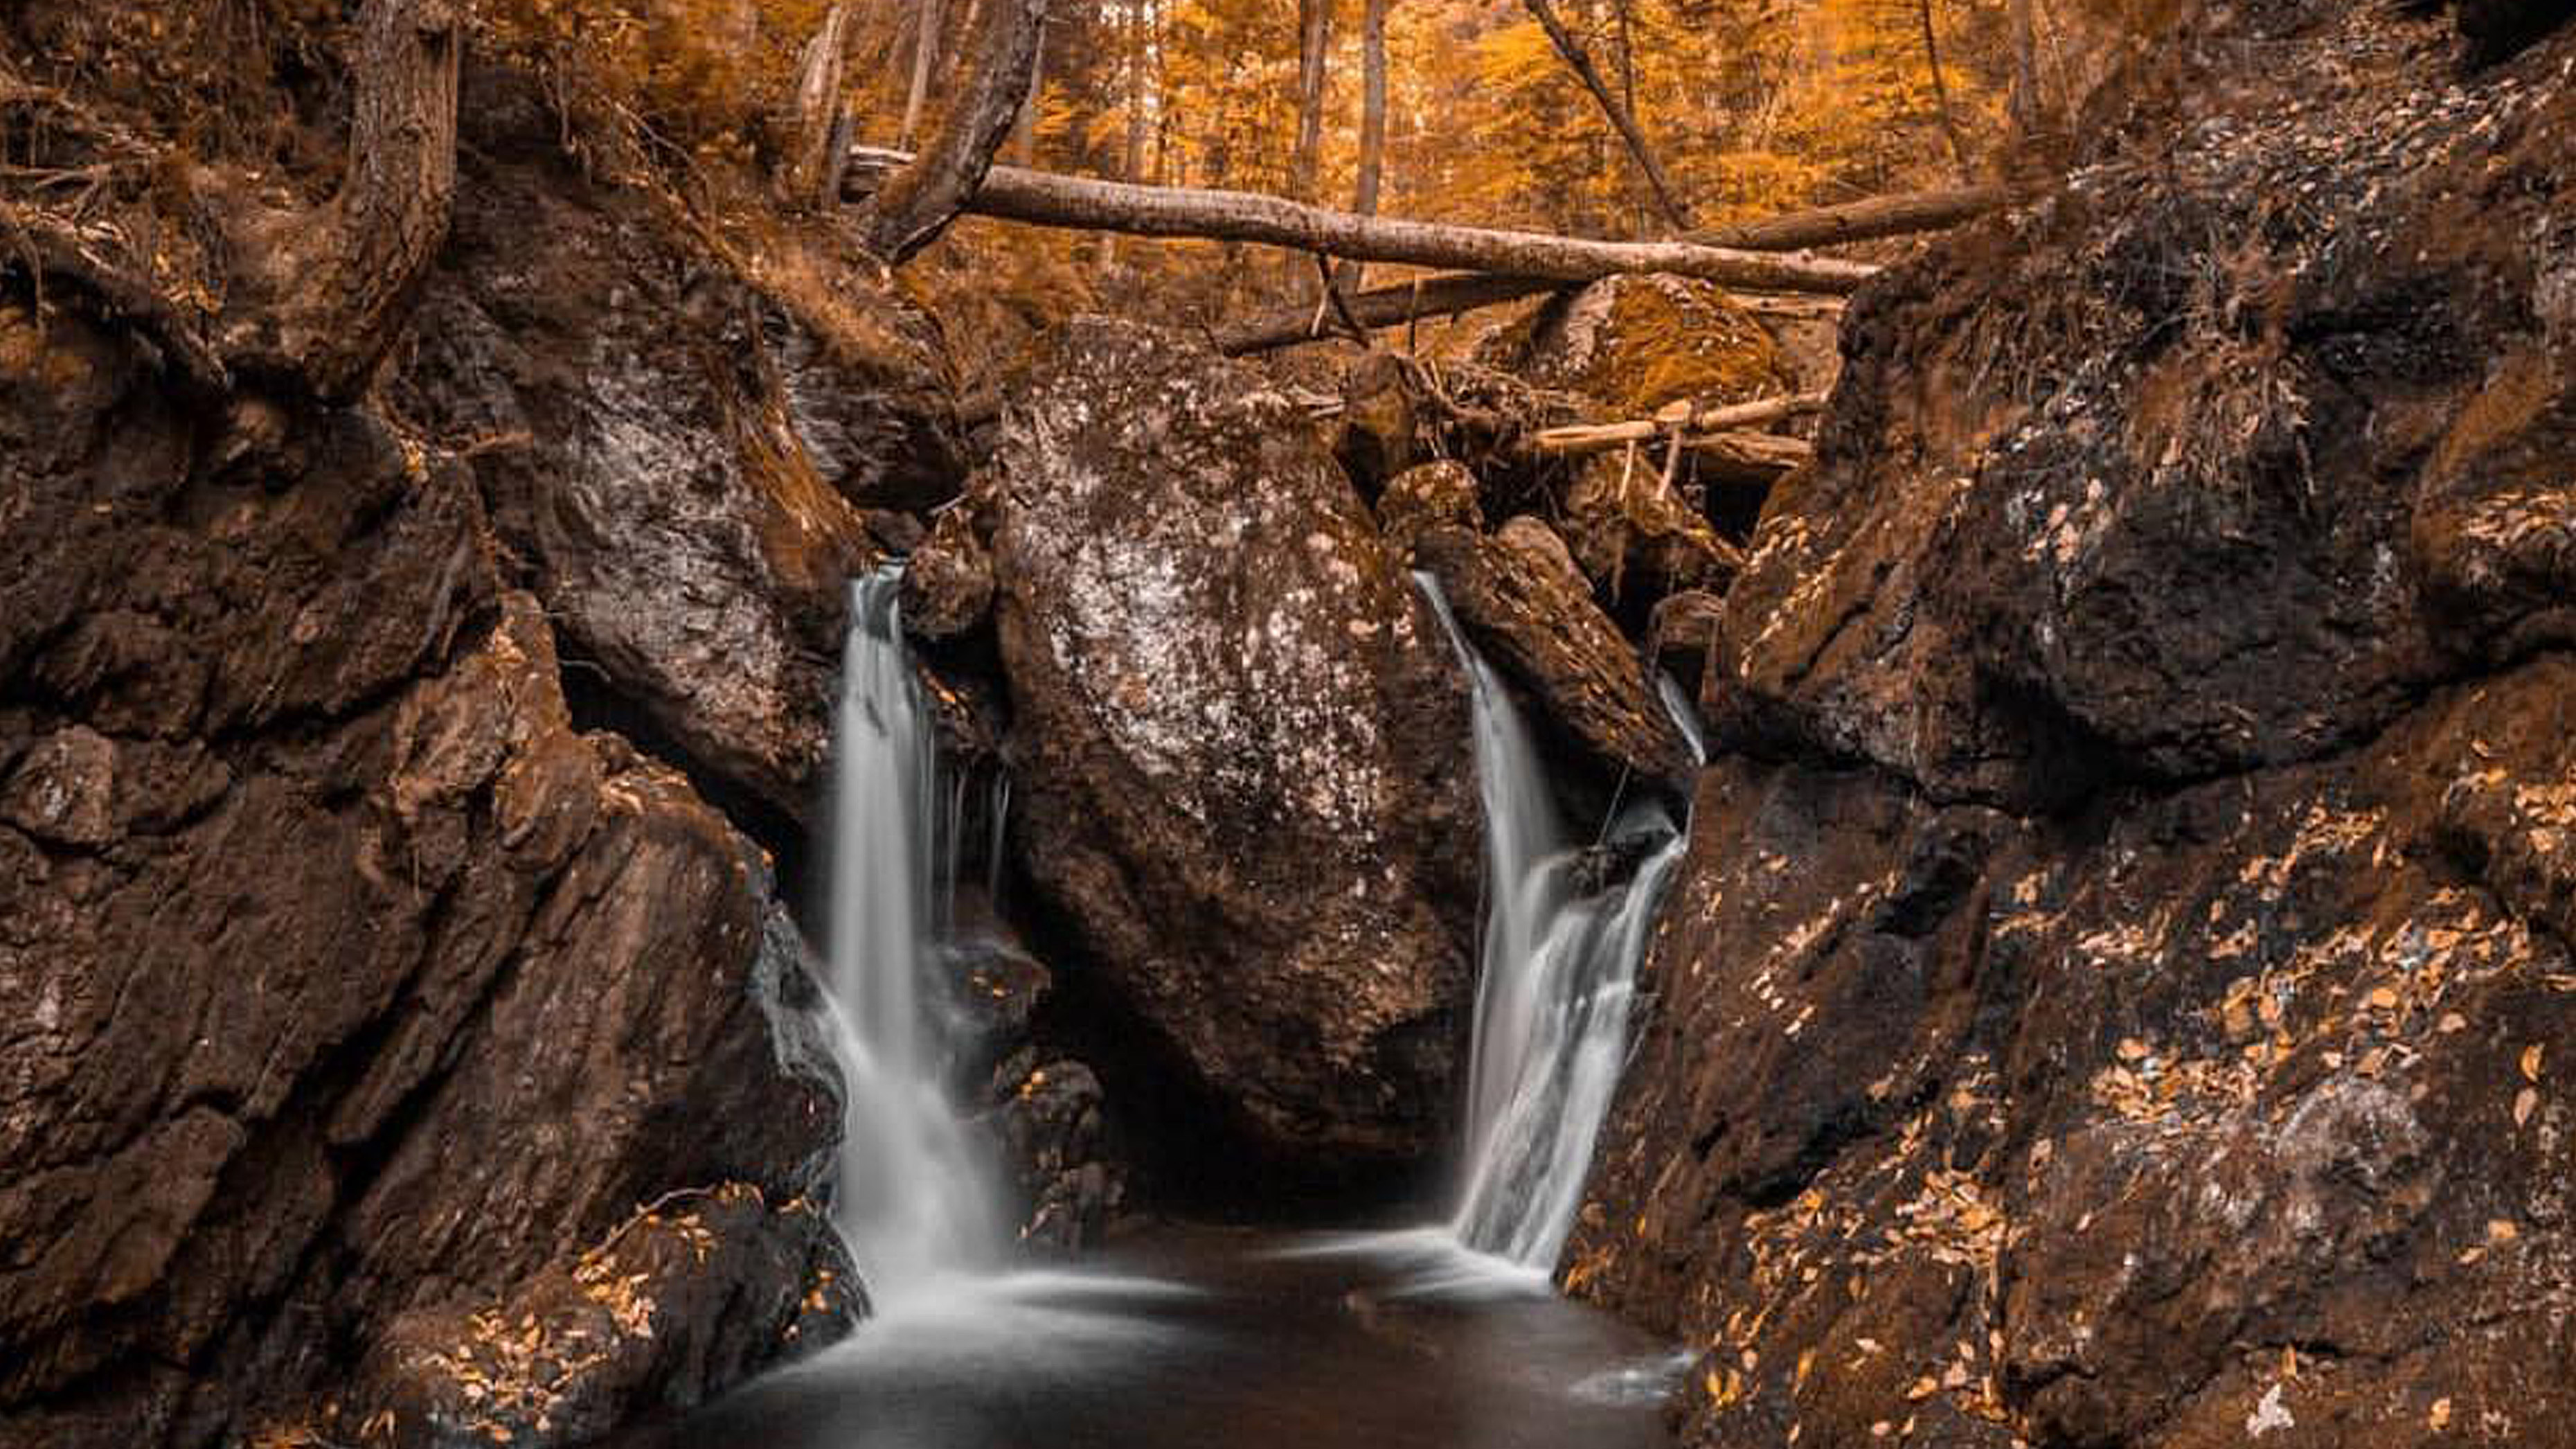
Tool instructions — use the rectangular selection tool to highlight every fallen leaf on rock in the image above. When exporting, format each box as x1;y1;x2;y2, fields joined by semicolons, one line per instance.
2522;1044;2543;1082
2515;1087;2538;1126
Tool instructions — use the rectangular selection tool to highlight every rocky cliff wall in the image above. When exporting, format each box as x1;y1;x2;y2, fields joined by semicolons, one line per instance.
0;295;859;1447
1566;3;2576;1446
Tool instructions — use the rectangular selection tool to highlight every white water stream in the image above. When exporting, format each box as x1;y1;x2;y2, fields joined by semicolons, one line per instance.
823;567;1004;1304
1421;577;1697;1272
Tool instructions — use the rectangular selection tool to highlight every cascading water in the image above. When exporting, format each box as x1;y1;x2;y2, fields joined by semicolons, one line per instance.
823;567;1005;1303
1420;577;1697;1272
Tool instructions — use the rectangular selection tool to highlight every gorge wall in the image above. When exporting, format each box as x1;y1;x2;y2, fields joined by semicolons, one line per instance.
1565;3;2576;1446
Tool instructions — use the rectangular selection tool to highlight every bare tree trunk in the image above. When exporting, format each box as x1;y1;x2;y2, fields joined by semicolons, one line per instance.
1917;0;1976;183
2007;0;2041;141
1291;0;1337;202
899;0;945;150
856;0;1048;264
1332;0;1389;292
1012;8;1047;167
789;3;858;206
1122;0;1151;180
1214;180;2014;353
1521;0;1692;231
843;150;1876;287
244;0;462;401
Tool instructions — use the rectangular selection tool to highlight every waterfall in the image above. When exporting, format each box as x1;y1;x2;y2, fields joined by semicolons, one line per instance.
823;567;1004;1303
1419;577;1696;1272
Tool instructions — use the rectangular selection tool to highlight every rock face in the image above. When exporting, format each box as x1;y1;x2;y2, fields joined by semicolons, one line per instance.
393;68;963;830
1567;7;2576;1448
1416;518;1697;792
990;318;1480;1173
0;294;855;1446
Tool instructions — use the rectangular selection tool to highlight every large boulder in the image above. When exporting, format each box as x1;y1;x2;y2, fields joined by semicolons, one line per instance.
1481;273;1794;417
1568;7;2576;1449
989;318;1480;1173
393;69;964;830
0;298;856;1447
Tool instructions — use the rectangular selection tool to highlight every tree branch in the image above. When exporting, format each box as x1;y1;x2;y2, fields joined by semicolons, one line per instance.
1521;0;1693;231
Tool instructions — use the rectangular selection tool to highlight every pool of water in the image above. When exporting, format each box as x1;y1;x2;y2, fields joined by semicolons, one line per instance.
608;1225;1686;1449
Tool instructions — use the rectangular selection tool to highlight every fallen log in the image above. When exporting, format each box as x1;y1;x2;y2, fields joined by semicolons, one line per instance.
1532;393;1827;456
1212;181;2009;355
1685;182;2012;251
843;148;1879;293
1212;272;1551;355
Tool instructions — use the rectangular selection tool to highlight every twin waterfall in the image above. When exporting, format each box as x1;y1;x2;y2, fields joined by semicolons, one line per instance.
1423;578;1695;1272
816;564;1694;1298
823;568;1002;1303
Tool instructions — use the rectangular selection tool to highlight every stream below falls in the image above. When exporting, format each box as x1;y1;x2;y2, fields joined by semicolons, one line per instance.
624;567;1695;1446
606;1223;1683;1449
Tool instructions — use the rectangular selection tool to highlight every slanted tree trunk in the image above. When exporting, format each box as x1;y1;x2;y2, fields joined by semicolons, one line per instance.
856;0;1048;263
841;151;1879;288
1521;0;1692;231
899;0;945;150
789;3;859;206
245;0;463;401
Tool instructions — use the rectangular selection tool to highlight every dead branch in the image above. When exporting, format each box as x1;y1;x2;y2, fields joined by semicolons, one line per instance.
1530;393;1825;456
1521;0;1693;230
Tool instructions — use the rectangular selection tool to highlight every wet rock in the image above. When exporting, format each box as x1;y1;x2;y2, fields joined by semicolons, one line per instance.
1481;274;1792;417
1415;517;1695;792
987;1056;1121;1251
0;298;848;1447
988;317;1479;1173
901;503;996;641
393;89;962;827
1575;661;2576;1449
942;898;1128;1247
1334;349;1423;495
346;1190;859;1449
1373;460;1483;565
1647;589;1724;700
